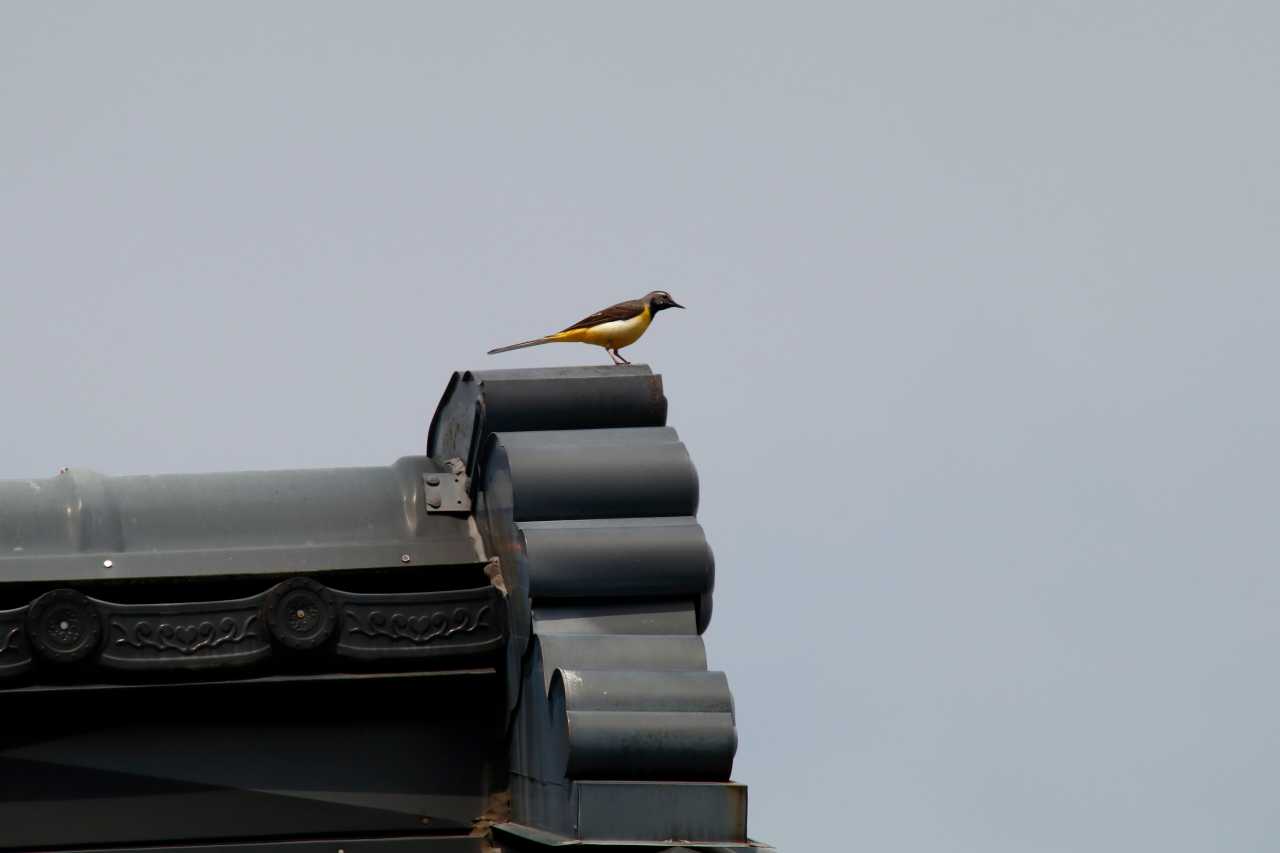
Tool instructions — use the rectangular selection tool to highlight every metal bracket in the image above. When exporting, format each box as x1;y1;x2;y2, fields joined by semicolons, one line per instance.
424;459;472;513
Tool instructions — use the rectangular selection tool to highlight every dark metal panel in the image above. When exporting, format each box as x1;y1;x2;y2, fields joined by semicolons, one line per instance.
488;441;698;522
0;668;498;695
427;366;668;478
0;457;482;583
560;710;737;781
519;518;713;600
493;819;771;850
552;670;733;714
509;656;566;783
55;837;489;853
506;775;575;839
533;601;698;636
534;635;708;694
0;671;506;849
573;781;748;843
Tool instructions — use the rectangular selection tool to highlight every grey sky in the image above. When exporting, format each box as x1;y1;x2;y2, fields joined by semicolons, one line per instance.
3;3;1279;850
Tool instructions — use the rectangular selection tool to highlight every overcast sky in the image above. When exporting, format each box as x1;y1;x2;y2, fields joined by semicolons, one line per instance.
4;3;1280;850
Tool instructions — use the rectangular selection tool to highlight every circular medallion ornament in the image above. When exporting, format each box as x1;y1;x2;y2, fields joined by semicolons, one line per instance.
26;589;102;664
265;578;337;651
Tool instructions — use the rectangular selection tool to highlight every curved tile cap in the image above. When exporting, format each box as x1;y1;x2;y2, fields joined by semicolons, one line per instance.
533;600;699;636
549;669;739;782
558;708;738;781
519;517;714;600
428;366;668;478
534;634;710;695
552;668;735;715
483;433;699;522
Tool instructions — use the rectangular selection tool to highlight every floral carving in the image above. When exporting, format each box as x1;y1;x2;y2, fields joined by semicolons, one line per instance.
344;604;490;644
111;613;259;655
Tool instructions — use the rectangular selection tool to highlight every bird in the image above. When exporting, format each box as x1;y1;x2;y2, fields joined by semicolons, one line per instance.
487;291;684;365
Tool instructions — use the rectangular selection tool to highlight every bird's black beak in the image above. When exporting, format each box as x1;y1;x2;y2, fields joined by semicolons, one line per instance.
670;300;684;309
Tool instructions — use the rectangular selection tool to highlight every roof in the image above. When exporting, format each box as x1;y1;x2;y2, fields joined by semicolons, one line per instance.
0;363;772;852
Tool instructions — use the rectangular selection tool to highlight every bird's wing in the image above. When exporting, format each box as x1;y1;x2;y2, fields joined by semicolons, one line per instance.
557;299;646;332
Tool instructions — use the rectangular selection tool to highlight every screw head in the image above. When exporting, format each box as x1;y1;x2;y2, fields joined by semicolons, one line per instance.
102;559;113;568
401;553;411;563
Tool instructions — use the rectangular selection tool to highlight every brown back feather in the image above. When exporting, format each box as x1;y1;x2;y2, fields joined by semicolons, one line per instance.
558;299;646;332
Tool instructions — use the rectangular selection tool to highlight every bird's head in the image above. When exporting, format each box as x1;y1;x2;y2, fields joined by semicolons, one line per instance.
645;291;684;313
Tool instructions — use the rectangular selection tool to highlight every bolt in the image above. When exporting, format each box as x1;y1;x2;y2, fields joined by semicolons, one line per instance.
426;475;441;486
426;494;442;509
103;559;113;568
401;553;411;563
59;621;69;631
296;609;307;620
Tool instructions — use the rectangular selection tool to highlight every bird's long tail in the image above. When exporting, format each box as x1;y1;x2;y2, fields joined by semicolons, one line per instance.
487;336;556;355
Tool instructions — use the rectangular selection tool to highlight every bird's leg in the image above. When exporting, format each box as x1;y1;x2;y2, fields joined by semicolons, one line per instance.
612;349;631;365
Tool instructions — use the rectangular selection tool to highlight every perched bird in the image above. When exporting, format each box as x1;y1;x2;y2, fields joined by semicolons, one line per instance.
487;291;684;365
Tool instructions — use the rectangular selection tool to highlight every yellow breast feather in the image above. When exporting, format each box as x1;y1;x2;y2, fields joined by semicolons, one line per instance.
549;304;652;348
